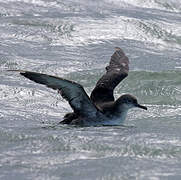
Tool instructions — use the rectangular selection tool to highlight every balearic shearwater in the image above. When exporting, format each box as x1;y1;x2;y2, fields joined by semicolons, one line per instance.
9;47;147;126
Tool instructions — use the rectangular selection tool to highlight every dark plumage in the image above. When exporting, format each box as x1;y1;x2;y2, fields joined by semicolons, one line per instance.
8;47;147;126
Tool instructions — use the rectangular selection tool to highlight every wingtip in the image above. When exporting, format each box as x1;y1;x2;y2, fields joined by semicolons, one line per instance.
114;47;125;54
115;47;123;52
7;69;26;74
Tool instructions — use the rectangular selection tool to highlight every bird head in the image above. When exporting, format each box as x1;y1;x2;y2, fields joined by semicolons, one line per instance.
116;94;147;111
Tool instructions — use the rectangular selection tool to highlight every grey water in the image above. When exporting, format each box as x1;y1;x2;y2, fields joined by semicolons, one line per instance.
0;0;181;179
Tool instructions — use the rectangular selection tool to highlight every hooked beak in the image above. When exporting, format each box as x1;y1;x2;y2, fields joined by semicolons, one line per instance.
136;104;147;110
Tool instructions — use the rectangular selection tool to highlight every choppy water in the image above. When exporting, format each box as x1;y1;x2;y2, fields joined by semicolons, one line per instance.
0;0;181;179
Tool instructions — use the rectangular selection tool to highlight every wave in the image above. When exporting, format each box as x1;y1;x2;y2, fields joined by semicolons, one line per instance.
1;0;180;47
105;0;181;12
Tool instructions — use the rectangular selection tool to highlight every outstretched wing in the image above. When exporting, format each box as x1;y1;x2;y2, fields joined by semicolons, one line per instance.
9;70;98;117
90;47;129;104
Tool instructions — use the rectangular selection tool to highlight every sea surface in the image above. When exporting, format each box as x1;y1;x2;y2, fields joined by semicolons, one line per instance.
0;0;181;179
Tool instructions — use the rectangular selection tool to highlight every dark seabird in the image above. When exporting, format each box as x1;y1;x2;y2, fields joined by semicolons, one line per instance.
9;47;147;126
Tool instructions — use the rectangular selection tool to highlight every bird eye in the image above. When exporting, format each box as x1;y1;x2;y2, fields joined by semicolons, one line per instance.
127;99;131;103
